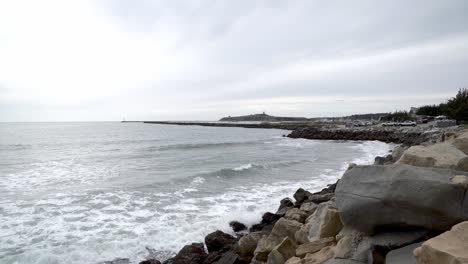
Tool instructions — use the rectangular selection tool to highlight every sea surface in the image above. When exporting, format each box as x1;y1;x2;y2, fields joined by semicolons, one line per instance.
0;122;393;264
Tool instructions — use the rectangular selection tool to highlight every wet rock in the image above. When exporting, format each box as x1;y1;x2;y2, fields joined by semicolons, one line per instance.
335;164;468;233
229;221;247;233
139;260;161;264
250;212;282;232
313;181;338;195
165;243;207;264
277;198;295;216
374;154;393;165
205;230;236;253
294;188;312;204
414;221;468;264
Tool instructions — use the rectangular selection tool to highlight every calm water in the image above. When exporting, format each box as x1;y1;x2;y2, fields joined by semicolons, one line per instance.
0;122;392;264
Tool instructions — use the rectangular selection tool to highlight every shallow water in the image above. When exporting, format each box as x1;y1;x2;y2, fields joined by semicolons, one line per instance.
0;122;393;264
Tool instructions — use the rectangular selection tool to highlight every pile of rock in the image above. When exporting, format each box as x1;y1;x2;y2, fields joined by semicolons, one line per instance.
137;130;468;264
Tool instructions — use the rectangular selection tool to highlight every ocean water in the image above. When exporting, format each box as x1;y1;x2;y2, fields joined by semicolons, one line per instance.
0;122;393;264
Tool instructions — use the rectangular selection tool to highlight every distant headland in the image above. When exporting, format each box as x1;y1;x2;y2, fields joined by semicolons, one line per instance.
219;112;308;122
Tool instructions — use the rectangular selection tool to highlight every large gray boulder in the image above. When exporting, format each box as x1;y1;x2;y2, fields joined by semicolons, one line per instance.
335;164;468;234
398;143;468;171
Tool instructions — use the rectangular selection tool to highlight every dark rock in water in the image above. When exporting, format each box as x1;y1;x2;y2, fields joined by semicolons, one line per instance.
249;212;281;232
205;230;236;253
336;164;468;234
98;258;130;264
164;243;207;264
229;221;247;233
139;260;161;264
306;193;334;204
276;198;294;216
208;251;245;264
294;188;312;204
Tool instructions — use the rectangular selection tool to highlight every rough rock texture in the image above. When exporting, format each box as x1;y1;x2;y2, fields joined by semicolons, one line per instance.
453;131;468;155
414;221;468;264
332;229;427;263
374;154;393;165
294;188;312;204
285;208;310;223
303;245;336;264
285;257;303;264
295;202;342;244
296;237;335;258
277;198;295;216
299;202;318;214
287;127;429;145
335;164;468;233
165;243;207;264
398;143;468;171
205;230;236;253
254;218;303;262
305;193;334;204
267;237;297;264
235;231;268;261
307;202;342;241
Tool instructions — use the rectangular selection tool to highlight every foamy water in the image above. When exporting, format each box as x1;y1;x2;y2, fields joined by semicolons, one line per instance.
0;122;393;264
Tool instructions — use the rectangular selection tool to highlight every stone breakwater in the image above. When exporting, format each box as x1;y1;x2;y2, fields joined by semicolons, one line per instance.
287;126;446;146
107;129;468;264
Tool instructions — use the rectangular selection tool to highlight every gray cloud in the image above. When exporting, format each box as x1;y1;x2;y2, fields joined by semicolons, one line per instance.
1;0;468;121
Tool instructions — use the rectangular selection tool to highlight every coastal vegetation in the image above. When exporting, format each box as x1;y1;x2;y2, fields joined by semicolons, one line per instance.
416;88;468;121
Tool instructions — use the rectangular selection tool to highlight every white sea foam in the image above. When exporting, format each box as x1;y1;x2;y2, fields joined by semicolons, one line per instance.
232;163;253;171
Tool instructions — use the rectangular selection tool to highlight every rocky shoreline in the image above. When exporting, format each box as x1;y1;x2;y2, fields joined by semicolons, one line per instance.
108;127;468;264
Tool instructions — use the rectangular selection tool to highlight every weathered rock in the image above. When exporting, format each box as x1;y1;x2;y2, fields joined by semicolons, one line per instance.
374;154;393;165
205;230;236;253
229;221;247;233
254;218;303;262
295;202;342;244
385;242;421;264
285;257;303;264
398;143;468;171
294;188;312;204
296;237;335;258
333;228;428;263
414;221;468;264
335;164;468;233
299;202;317;214
285;208;310;223
303;245;335;264
235;231;268;261
139;260;161;264
213;251;244;264
453;131;468;155
307;203;342;241
166;243;207;264
277;198;295;216
267;237;297;264
391;145;407;162
305;193;334;204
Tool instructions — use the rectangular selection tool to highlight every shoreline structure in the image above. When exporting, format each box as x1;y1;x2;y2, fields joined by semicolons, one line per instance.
114;122;468;264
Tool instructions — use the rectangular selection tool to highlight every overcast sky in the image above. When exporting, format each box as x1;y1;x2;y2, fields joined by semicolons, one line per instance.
1;0;468;121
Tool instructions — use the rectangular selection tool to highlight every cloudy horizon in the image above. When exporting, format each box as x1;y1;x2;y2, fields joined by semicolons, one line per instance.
1;0;468;121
